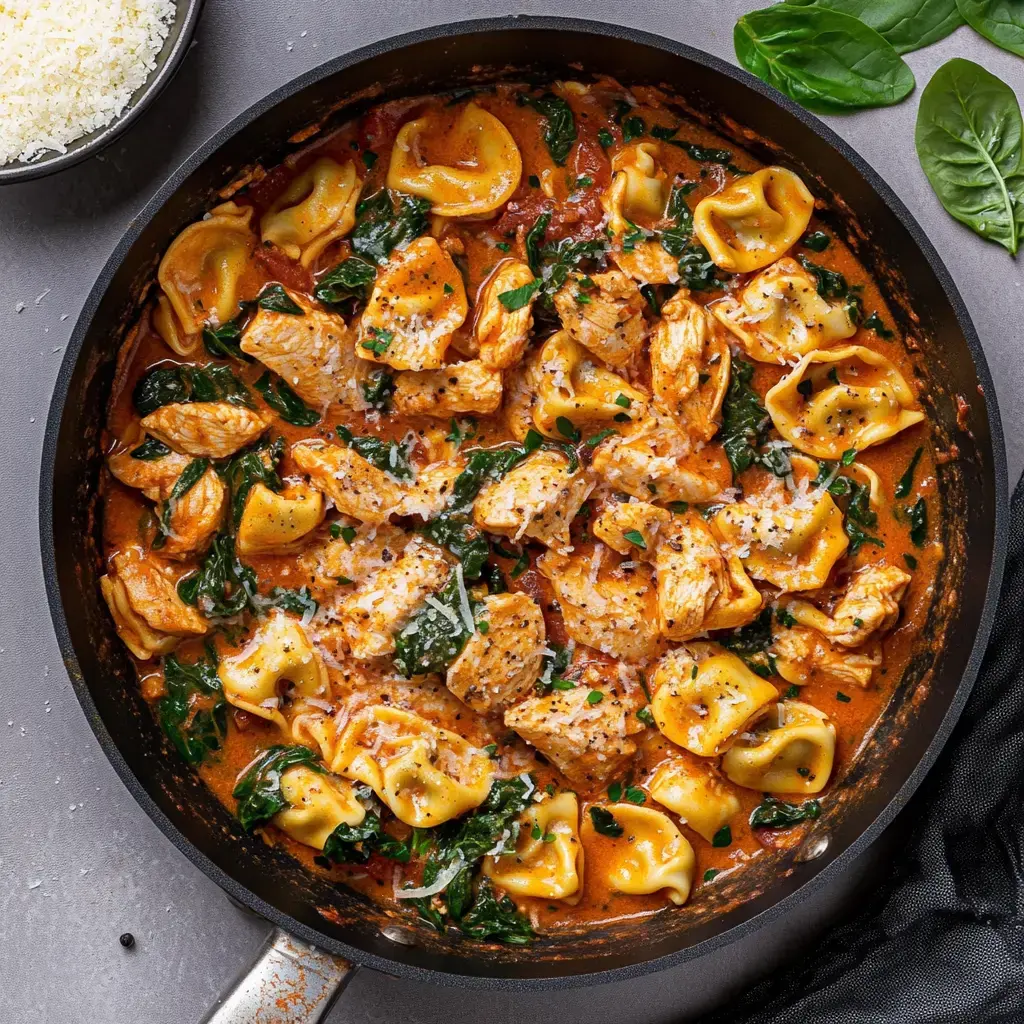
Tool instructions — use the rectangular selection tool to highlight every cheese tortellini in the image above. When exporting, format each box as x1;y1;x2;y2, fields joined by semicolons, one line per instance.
721;701;836;795
484;792;583;901
766;345;925;459
611;142;668;221
601;168;679;285
648;758;741;844
712;257;858;364
236;481;326;556
158;201;256;334
218;612;329;729
332;706;493;827
584;804;695;906
387;103;522;217
694;166;814;273
272;766;367;850
260;157;362;267
650;645;777;757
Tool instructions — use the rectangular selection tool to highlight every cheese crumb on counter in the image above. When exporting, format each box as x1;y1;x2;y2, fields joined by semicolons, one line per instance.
0;0;176;166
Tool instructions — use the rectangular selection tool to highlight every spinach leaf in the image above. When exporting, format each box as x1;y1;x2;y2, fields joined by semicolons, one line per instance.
232;745;323;831
130;436;171;461
678;242;722;291
916;58;1024;254
152;458;209;550
522;93;577;165
895;447;923;499
863;311;894;339
589;806;624;837
253;372;320;426
177;533;258;618
313;256;377;308
393;569;482;677
203;318;249;362
323;812;410;864
815;463;884;554
220;437;284;530
956;0;1024;57
535;236;609;307
525;212;551;274
459;879;534;945
158;646;227;764
257;283;303;315
336;425;414;480
133;364;253;416
750;796;822;829
267;586;318;618
798;256;862;321
721;357;772;479
719;607;774;656
734;5;915;114
801;229;831;252
659;179;698;256
907;496;928;546
350;189;431;265
786;0;962;54
361;370;395;412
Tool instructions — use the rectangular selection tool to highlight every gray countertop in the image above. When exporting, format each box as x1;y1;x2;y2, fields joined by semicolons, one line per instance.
1;2;1021;1022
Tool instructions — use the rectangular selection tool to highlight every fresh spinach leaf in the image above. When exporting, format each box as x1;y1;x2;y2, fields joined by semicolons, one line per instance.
158;646;227;764
257;283;303;315
393;569;482;677
324;812;410;864
177;533;258;617
253;372;320;426
589;806;624;837
336;425;414;480
786;0;962;54
232;745;323;831
734;4;915;114
220;437;284;530
916;58;1024;254
522;93;577;165
313;256;377;308
459;879;534;945
956;0;1024;57
350;189;431;265
750;796;822;829
130;436;171;461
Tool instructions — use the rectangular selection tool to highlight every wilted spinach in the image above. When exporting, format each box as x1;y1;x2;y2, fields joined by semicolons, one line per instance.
220;437;284;530
256;283;303;315
314;256;378;310
336;425;414;480
323;812;410;864
721;357;780;479
350;189;431;265
232;745;323;831
361;370;395;412
459;880;534;945
158;646;227;764
521;93;577;165
133;364;253;417
750;796;822;829
203;318;249;362
130;436;171;461
253;371;320;426
152;458;208;550
177;533;258;618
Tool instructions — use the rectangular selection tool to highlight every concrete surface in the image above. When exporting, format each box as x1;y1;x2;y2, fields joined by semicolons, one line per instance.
1;2;1021;1022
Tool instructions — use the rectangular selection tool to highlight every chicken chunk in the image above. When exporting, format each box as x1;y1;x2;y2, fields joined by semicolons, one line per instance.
140;402;268;459
553;269;646;368
338;537;450;660
160;465;228;560
505;684;644;788
772;625;882;690
654;513;729;642
475;261;537;369
392;360;502;417
391;461;463;519
786;565;912;647
537;549;661;661
107;442;190;501
291;441;403;525
473;450;593;554
100;547;208;660
240;297;364;409
297;522;410;599
446;593;546;713
592;499;670;555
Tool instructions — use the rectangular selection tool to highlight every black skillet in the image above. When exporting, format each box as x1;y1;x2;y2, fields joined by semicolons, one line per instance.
39;16;1008;1023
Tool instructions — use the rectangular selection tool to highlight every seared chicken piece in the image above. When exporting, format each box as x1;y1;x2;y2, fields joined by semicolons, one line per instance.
298;523;410;599
291;441;403;525
505;682;645;788
160;465;227;560
553;269;646;368
140;402;268;459
391;461;463;519
786;565;912;647
772;625;882;690
338;537;449;660
107;443;189;500
446;592;546;713
393;360;503;416
100;547;208;660
475;261;537;369
592;499;670;555
240;297;364;409
537;549;661;661
654;513;728;642
473;450;593;553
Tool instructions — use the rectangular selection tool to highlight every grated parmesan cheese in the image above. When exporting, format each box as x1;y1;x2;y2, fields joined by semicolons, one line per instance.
0;0;176;165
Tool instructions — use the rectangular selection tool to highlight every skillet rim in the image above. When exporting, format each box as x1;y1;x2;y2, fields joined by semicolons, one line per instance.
39;14;1009;991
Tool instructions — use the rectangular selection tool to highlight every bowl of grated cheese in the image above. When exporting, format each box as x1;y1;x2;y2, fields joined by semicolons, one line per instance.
0;0;203;183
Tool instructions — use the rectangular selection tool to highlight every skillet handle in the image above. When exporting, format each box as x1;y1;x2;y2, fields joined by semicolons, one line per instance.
201;927;356;1024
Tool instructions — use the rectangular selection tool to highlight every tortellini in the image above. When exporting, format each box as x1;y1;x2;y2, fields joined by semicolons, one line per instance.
694;166;814;273
358;236;468;370
712;482;849;593
236;481;326;556
158;201;256;334
533;331;647;438
765;345;925;459
272;766;367;850
648;758;740;844
711;257;857;364
387;103;522;217
601;170;680;285
483;792;583;901
721;701;836;795
611;143;668;221
331;706;493;827
153;294;200;358
649;294;731;440
650;645;777;756
218;612;329;729
260;158;362;267
583;804;695;906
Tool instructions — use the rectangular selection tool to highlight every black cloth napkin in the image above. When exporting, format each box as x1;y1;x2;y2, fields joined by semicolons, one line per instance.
703;478;1024;1024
